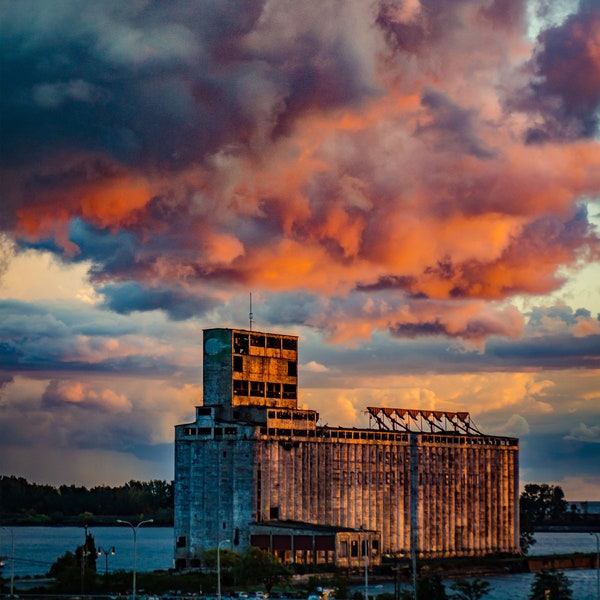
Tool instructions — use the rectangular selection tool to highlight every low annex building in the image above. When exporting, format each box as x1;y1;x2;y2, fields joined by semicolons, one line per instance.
174;328;519;569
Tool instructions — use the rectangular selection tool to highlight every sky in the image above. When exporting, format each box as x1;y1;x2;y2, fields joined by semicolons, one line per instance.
0;0;599;501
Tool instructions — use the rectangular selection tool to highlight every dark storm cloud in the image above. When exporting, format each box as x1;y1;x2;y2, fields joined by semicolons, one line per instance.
0;0;377;176
0;1;263;169
520;431;600;488
0;299;181;374
100;281;221;320
1;0;599;346
417;89;496;159
517;0;600;142
487;334;600;369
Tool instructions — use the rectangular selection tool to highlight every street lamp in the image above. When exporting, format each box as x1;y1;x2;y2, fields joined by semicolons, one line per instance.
97;546;116;577
1;528;14;598
117;518;153;600
363;529;368;600
217;538;231;600
591;532;600;600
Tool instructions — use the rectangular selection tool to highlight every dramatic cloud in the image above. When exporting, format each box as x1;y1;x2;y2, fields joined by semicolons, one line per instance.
1;0;599;495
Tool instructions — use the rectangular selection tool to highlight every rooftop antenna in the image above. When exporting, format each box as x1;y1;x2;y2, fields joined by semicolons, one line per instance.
249;292;254;331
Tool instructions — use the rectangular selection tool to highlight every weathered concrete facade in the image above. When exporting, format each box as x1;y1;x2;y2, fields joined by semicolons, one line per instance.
174;328;519;568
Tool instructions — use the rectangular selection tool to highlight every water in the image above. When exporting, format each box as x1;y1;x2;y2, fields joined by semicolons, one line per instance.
1;528;598;599
357;570;597;600
0;525;173;578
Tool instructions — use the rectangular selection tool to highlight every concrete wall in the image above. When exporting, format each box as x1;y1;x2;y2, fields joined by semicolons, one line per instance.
255;430;519;558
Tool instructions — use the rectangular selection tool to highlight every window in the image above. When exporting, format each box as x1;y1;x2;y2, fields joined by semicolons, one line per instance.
267;336;281;349
251;334;265;347
233;355;243;372
339;541;348;557
234;333;249;354
267;382;281;398
234;380;249;396
176;536;187;548
270;506;279;519
250;381;265;397
351;540;358;557
282;338;297;351
282;384;296;399
196;407;211;416
287;361;297;377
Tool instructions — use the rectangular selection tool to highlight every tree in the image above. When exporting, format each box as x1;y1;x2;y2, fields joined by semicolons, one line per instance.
450;577;491;600
233;547;292;593
417;574;448;600
47;532;98;594
520;484;567;525
202;547;240;570
520;509;537;555
528;570;573;600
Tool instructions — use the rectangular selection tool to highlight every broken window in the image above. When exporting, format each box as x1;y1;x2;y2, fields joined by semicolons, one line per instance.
282;384;296;399
234;333;249;354
267;336;281;350
282;338;297;351
234;380;249;396
250;381;265;397
267;383;281;399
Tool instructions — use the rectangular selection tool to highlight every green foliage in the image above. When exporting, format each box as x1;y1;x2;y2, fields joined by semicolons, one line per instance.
417;574;448;600
233;546;293;593
202;547;241;570
306;573;349;599
528;570;573;600
450;577;491;600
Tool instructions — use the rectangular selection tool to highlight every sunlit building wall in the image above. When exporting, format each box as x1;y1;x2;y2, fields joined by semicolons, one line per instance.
174;328;519;568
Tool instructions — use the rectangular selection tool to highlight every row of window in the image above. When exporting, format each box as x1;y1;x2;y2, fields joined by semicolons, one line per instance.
233;333;297;355
421;435;516;446
256;428;513;447
182;426;237;437
267;410;317;421
234;380;297;399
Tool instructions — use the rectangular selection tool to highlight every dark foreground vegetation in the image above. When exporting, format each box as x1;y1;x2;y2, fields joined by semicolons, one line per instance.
0;475;173;525
1;543;586;600
1;526;589;600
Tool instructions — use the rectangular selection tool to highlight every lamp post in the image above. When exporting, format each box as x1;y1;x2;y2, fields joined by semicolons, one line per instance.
591;532;600;600
217;538;230;600
97;546;116;577
1;528;14;598
81;523;89;596
117;519;153;600
361;526;368;600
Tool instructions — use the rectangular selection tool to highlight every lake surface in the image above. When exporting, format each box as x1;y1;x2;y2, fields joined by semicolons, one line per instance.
1;528;598;599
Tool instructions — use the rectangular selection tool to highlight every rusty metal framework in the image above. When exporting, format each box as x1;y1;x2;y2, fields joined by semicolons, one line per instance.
366;406;484;435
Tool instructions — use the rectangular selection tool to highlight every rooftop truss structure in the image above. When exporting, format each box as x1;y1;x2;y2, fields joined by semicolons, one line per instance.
366;406;484;435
